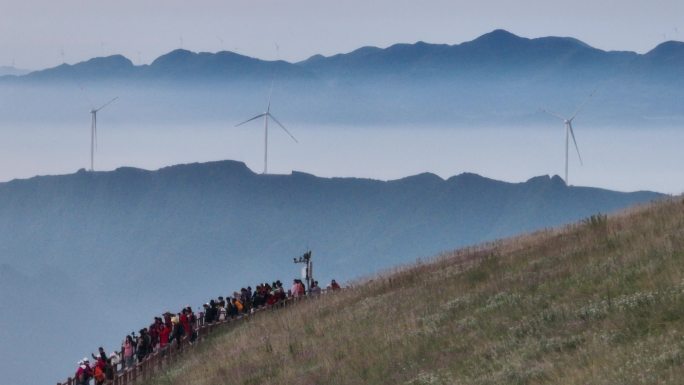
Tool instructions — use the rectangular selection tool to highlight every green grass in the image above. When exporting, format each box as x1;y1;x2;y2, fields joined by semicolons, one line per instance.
146;197;684;385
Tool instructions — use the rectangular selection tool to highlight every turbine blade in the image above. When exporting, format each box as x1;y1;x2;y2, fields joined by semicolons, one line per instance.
570;88;597;121
268;113;298;143
235;113;266;127
267;80;274;113
541;109;566;121
569;123;583;166
94;96;119;112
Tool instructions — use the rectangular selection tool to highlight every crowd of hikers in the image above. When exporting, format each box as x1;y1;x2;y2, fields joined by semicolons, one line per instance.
72;278;341;385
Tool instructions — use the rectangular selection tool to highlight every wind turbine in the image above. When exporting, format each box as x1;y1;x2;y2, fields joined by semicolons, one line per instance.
235;88;297;174
542;91;595;186
89;97;118;171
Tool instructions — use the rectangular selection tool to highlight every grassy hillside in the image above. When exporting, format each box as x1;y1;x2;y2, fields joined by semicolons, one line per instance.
148;197;684;385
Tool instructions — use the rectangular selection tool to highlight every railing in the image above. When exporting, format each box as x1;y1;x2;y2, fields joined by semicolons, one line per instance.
56;291;334;385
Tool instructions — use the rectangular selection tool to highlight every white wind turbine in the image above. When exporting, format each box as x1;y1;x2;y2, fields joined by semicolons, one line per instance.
235;89;297;174
89;97;118;171
542;91;595;186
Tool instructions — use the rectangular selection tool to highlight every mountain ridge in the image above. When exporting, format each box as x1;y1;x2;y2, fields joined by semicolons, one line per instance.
9;29;682;82
3;29;682;126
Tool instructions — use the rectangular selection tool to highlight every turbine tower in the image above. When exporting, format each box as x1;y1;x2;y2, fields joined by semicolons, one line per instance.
235;89;297;174
542;91;595;185
89;97;118;171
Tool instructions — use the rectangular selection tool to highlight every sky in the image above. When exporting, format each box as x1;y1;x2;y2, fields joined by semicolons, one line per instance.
0;0;682;70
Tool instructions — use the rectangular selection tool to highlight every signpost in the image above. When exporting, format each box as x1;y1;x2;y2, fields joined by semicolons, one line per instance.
293;250;313;293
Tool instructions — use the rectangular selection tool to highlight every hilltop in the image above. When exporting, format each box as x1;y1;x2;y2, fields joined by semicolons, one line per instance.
144;196;684;385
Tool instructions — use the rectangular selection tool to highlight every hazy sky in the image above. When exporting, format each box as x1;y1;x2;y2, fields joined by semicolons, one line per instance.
1;0;682;70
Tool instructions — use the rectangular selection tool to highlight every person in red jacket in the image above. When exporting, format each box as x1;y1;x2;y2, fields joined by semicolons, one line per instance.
180;309;191;338
148;318;161;350
75;358;92;385
159;322;171;351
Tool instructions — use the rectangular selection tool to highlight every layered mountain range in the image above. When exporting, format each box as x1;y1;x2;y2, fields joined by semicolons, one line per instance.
1;30;682;125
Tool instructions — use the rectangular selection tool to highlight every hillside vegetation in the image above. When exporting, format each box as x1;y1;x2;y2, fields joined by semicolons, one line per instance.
148;197;684;385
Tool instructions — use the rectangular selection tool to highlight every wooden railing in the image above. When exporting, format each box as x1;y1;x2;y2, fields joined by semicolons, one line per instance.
56;292;332;385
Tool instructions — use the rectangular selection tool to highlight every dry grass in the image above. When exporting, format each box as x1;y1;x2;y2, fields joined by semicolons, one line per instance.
147;197;684;385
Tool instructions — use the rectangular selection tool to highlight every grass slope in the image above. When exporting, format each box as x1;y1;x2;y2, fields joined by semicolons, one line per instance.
149;197;684;385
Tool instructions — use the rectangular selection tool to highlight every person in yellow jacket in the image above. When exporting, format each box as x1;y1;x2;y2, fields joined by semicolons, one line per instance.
233;297;244;313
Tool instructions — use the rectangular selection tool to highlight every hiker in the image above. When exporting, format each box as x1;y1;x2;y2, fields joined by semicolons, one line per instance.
267;284;279;306
75;358;92;385
218;301;227;321
187;306;198;343
136;328;151;362
122;335;135;369
171;315;185;348
107;352;119;377
180;309;191;337
330;279;341;291
93;357;106;385
241;287;252;312
227;297;238;318
149;318;161;351
310;280;322;296
159;321;171;350
203;303;214;324
291;279;305;298
91;346;107;363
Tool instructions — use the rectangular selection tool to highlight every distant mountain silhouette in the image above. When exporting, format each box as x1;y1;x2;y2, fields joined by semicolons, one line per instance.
24;55;137;81
2;29;683;125
147;49;313;81
22;49;312;83
297;29;645;80
12;30;682;84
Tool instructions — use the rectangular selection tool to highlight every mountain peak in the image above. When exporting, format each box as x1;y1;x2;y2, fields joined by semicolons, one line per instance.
446;172;499;186
645;40;684;60
472;29;524;44
80;54;133;67
24;54;135;80
392;172;443;185
524;175;567;187
150;49;197;66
